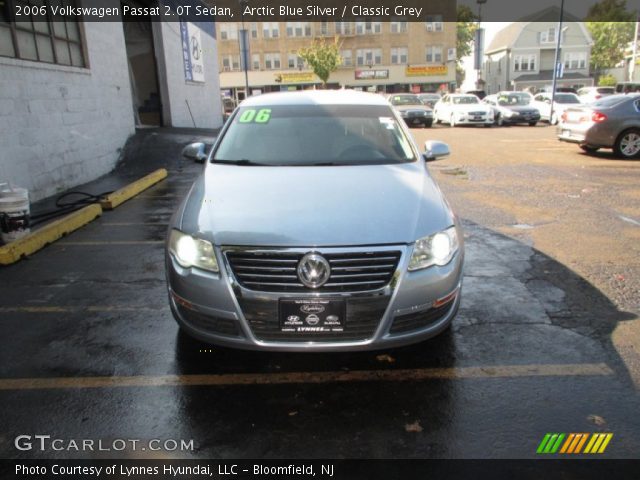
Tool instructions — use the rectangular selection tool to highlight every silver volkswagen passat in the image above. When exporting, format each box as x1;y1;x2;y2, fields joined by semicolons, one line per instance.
166;90;464;351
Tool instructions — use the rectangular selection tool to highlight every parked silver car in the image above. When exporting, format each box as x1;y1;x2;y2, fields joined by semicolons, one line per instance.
167;90;464;351
557;94;640;159
483;92;540;126
387;93;434;128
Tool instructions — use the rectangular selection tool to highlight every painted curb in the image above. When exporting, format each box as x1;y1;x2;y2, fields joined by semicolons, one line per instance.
0;204;103;265
100;168;168;210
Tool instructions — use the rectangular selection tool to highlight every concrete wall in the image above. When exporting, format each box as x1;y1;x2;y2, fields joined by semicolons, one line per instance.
0;21;135;202
154;22;223;129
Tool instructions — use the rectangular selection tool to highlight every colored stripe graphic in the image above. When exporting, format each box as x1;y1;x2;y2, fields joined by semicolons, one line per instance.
539;433;613;454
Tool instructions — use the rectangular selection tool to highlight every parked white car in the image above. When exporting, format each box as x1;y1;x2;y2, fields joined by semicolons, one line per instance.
434;94;494;127
577;86;615;104
531;92;582;125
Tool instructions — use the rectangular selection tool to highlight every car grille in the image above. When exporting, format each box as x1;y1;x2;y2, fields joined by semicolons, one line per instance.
469;111;485;116
238;296;389;342
407;110;427;117
225;250;401;293
389;299;455;334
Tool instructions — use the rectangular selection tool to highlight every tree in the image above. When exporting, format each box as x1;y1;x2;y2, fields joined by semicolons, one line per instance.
298;37;342;88
586;0;635;74
456;5;479;86
598;74;617;86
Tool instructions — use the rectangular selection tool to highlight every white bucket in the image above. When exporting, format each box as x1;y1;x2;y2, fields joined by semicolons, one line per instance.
0;183;30;244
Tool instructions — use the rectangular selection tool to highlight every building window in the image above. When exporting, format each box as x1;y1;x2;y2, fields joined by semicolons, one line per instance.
355;21;381;35
356;48;382;66
287;52;304;69
0;0;86;67
425;15;443;32
390;47;408;65
262;22;279;38
514;54;536;71
222;54;240;71
286;22;311;37
335;22;353;35
564;51;586;70
264;53;281;70
220;23;238;40
252;53;260;70
390;21;408;33
425;46;443;63
318;21;330;36
539;27;556;44
250;22;258;39
340;49;352;66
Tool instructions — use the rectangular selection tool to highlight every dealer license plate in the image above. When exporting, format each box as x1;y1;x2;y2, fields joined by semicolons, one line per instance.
279;299;346;333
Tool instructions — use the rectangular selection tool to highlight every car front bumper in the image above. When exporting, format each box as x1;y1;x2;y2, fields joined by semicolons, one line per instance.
166;243;464;352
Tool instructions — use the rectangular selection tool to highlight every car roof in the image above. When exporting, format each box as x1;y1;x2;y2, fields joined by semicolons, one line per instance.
240;90;390;107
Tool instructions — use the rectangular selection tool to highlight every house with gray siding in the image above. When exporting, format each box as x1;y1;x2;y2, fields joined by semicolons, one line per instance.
482;7;594;94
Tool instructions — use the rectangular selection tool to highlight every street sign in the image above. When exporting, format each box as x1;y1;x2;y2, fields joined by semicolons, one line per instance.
556;62;564;79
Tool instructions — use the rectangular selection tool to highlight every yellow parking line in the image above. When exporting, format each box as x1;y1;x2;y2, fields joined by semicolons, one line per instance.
57;241;164;246
0;363;613;391
0;306;164;313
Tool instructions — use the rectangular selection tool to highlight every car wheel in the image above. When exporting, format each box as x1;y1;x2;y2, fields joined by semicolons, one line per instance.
495;115;503;127
579;145;599;153
424;121;433;128
484;123;492;128
528;121;537;127
450;114;456;127
614;129;640;159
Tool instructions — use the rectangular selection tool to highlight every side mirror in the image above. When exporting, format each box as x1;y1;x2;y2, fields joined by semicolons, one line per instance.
182;142;207;163
423;141;450;161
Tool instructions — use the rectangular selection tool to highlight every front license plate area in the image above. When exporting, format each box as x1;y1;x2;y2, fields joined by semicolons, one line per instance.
280;299;346;333
562;129;571;137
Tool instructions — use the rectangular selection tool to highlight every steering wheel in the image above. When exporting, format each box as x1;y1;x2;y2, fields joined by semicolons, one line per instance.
338;145;384;160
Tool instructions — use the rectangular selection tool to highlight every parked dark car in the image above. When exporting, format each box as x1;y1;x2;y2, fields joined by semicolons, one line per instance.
418;93;441;109
483;92;540;126
557;94;640;159
465;90;486;100
387;93;433;128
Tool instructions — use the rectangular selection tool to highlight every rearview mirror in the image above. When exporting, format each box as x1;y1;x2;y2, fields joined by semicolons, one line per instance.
182;142;207;163
423;141;450;161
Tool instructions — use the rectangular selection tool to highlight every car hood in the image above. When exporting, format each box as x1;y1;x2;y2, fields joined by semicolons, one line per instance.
179;163;452;247
451;104;490;112
394;105;432;113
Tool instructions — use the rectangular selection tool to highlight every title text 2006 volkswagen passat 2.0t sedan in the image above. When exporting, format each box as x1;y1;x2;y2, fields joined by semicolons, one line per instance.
166;90;464;351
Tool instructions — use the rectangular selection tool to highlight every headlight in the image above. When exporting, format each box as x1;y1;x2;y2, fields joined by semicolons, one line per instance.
169;229;219;272
408;227;459;271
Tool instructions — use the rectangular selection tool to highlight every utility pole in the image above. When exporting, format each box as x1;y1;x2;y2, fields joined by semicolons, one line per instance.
550;0;565;124
238;0;250;100
475;0;487;90
631;19;639;82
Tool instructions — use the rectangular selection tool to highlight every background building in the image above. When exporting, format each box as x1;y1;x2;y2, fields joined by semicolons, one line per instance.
482;8;594;94
217;20;457;102
0;0;223;201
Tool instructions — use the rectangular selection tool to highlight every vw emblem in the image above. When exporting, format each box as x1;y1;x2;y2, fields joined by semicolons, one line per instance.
297;253;330;289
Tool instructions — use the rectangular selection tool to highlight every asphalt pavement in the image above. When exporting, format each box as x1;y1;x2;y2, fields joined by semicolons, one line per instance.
0;125;639;460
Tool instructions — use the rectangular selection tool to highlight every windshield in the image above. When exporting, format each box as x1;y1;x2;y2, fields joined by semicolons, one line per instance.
555;94;580;104
213;105;416;166
497;93;530;106
390;95;423;106
452;96;479;104
591;95;630;108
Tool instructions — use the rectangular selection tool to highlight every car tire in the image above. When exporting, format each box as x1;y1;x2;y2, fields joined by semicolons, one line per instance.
424;121;433;128
484;123;492;128
579;145;599;153
450;114;456;127
613;129;640;159
528;121;537;127
495;115;504;127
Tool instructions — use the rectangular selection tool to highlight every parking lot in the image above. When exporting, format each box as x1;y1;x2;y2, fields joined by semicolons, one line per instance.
1;125;639;459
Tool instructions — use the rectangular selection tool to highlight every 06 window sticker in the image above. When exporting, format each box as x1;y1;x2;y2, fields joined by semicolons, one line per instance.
238;108;271;124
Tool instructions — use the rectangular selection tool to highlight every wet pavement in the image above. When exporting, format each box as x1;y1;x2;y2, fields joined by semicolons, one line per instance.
1;127;639;460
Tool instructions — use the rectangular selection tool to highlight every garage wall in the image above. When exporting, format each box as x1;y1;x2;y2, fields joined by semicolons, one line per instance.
0;22;135;202
154;21;223;129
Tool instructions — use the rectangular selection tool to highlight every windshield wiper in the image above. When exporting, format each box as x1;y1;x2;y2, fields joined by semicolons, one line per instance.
212;159;270;166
